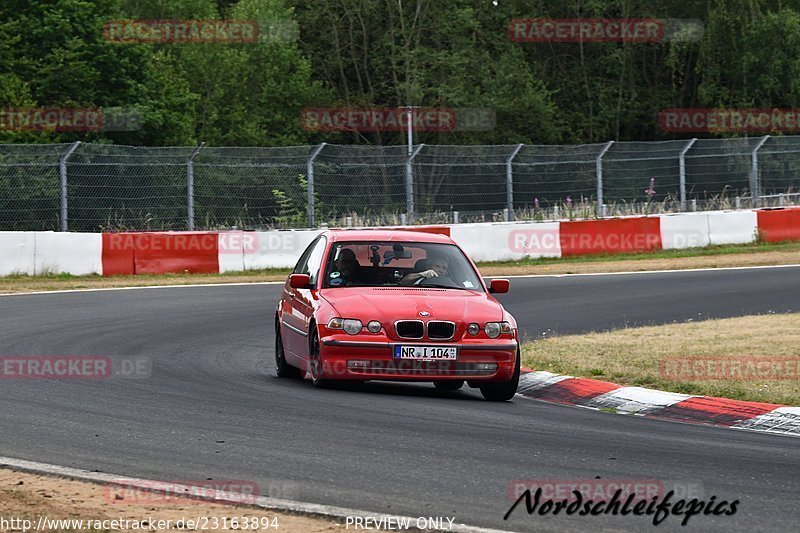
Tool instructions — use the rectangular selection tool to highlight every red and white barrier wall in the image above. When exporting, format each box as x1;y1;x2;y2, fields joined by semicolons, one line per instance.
1;207;799;277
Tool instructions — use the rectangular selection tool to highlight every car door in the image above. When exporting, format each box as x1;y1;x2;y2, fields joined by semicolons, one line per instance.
282;236;327;364
281;238;316;360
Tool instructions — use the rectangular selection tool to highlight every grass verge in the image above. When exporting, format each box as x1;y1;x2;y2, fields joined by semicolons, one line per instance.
1;241;800;294
520;312;800;406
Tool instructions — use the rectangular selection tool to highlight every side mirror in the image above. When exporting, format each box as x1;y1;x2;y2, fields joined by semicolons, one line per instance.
488;279;509;294
289;273;311;289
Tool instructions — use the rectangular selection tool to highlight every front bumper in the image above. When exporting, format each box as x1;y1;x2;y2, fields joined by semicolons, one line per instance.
320;336;518;382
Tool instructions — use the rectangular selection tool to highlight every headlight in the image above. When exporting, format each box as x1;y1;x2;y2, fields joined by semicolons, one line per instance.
485;321;512;338
328;317;343;329
467;323;480;336
367;320;382;333
342;319;363;335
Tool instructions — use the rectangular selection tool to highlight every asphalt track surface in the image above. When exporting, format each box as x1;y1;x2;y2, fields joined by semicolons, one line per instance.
1;266;799;532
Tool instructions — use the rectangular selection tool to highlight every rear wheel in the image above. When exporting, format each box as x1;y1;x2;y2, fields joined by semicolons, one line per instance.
309;327;332;388
433;380;464;391
479;348;520;402
275;321;303;379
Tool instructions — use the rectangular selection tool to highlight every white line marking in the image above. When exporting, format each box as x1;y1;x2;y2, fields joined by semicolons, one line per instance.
0;281;283;297
0;456;511;533
498;263;800;279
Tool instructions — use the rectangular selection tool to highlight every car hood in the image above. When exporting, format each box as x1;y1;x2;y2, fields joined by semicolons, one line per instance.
319;287;504;325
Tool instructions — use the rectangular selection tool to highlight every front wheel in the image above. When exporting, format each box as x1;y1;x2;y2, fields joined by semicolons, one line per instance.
309;327;332;388
275;321;303;379
479;349;520;402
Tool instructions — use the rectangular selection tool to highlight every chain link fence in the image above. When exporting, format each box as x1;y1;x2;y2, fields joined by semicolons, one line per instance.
2;136;800;232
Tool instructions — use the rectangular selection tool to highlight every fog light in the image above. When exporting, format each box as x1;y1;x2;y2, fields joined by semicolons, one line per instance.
347;360;370;369
467;323;480;336
476;363;498;371
367;320;382;333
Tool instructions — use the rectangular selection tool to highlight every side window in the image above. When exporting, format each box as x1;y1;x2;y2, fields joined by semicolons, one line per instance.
292;238;318;275
305;236;328;285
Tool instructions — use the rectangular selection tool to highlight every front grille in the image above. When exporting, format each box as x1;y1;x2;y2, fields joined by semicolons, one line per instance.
427;321;455;340
395;320;424;339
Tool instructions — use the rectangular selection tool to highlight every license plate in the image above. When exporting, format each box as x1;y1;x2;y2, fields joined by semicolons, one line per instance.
394;345;458;360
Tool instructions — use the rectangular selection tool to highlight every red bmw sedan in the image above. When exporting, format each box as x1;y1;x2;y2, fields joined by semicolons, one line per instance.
274;229;520;401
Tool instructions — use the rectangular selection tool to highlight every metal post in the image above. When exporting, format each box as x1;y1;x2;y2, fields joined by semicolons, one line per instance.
406;143;424;222
59;141;81;232
751;135;770;208
186;142;206;230
307;142;326;227
679;138;697;211
596;141;614;217
406;106;415;221
506;143;523;221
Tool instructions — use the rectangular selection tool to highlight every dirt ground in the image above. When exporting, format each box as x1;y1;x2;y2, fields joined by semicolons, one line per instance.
0;469;345;532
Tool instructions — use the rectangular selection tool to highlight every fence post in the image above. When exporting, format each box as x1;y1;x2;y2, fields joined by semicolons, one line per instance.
751;135;770;208
679;138;697;211
186;142;206;231
506;144;524;221
307;142;327;227
59;141;81;232
406;144;425;222
596;141;614;217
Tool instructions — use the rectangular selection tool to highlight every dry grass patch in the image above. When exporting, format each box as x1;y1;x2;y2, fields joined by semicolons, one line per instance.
521;313;800;405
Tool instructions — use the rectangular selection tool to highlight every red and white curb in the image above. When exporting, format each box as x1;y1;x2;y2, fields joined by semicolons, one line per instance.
518;370;800;437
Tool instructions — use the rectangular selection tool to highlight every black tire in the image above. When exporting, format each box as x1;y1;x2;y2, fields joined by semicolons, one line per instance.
309;326;332;388
275;320;303;379
433;380;464;391
479;348;520;402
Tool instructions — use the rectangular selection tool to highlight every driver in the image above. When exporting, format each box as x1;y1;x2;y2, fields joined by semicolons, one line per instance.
400;253;450;286
330;248;364;286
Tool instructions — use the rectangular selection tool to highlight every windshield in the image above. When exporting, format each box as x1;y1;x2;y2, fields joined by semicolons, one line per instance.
322;242;483;291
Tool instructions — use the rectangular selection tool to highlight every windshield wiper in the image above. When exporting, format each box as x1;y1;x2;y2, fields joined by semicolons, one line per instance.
415;283;466;290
